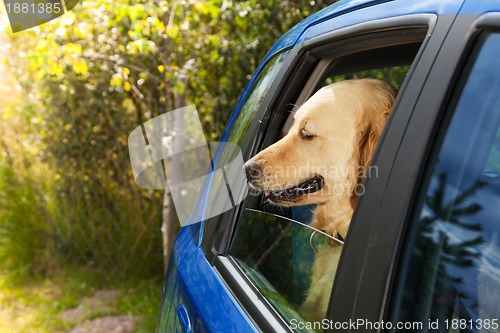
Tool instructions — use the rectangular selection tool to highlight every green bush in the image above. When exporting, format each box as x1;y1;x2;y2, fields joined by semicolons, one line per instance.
0;161;49;279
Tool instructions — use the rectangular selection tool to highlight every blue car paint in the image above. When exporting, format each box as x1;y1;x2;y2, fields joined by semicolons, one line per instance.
300;0;466;45
459;0;500;14
156;0;490;331
157;225;257;333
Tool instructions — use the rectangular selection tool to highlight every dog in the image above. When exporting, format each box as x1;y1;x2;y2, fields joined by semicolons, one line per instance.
244;78;396;321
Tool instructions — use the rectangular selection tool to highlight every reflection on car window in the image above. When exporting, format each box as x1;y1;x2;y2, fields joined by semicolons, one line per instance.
200;51;290;241
230;209;343;332
394;32;500;330
484;128;500;175
204;50;289;212
226;51;290;147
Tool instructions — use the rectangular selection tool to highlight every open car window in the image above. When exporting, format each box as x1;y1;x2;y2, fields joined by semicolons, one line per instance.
226;26;430;329
200;50;291;249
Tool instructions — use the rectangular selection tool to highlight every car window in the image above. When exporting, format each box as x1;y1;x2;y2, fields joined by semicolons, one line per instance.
392;31;500;331
230;209;343;332
226;50;291;148
229;29;427;329
199;51;290;244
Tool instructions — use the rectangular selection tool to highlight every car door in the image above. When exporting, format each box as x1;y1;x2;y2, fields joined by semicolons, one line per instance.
326;2;500;332
156;49;294;333
200;1;465;332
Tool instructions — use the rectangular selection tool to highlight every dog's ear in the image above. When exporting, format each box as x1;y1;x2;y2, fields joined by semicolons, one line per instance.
349;108;391;209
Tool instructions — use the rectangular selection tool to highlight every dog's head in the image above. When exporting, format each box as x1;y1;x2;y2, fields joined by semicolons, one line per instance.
245;78;395;208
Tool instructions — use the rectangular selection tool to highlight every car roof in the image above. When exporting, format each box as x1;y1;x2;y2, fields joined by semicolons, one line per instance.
224;0;497;142
263;0;495;62
266;0;389;58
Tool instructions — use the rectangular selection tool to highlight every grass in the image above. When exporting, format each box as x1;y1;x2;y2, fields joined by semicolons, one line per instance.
0;268;163;333
0;159;165;332
116;278;164;333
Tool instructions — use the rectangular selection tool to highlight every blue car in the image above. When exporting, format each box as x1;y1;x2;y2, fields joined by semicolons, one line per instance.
157;0;500;331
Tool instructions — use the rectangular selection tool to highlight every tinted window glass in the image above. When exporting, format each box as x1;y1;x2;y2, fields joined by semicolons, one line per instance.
211;50;290;204
227;51;290;147
200;51;289;244
230;209;343;332
393;32;500;331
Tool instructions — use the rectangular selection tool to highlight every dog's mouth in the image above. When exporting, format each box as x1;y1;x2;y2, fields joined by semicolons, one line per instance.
264;175;324;202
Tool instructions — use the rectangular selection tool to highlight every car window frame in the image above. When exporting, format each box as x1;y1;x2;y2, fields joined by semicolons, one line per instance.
208;15;442;332
222;17;436;258
383;13;500;331
200;49;297;260
390;28;500;330
322;11;500;332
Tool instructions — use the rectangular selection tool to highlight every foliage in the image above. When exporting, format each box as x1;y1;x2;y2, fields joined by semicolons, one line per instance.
326;66;410;91
0;0;333;281
0;161;49;279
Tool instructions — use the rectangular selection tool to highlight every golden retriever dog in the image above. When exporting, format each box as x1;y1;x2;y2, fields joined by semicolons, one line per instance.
244;78;396;321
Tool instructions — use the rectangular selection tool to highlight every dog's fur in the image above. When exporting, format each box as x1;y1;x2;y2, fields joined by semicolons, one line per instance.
245;78;396;320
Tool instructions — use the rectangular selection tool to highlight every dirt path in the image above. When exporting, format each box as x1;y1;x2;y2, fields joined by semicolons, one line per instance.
68;315;141;333
60;290;141;333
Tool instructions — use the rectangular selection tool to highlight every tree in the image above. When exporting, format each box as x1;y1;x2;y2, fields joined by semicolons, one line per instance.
1;0;334;278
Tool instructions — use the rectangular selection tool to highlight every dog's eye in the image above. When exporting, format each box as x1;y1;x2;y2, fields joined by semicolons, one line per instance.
301;129;316;140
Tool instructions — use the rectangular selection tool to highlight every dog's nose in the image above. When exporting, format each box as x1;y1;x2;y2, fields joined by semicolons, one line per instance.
245;161;261;181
